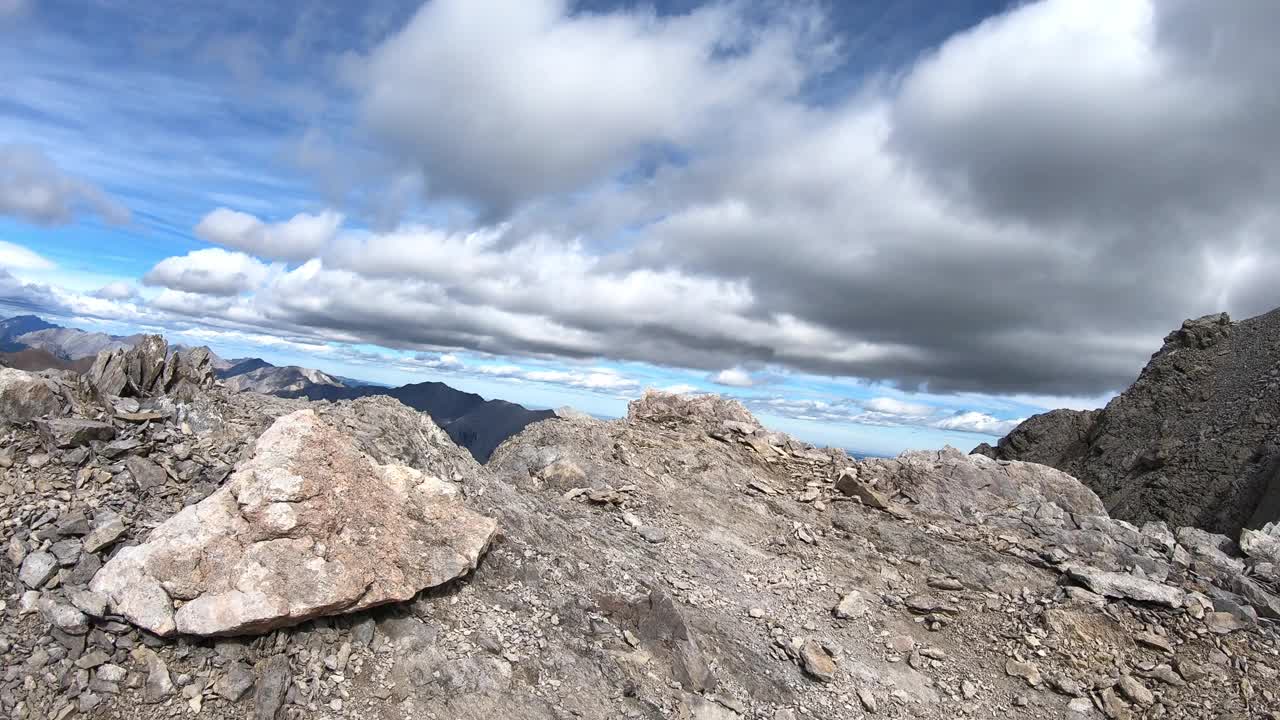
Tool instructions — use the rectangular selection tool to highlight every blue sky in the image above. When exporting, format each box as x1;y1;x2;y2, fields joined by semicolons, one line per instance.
2;0;1276;456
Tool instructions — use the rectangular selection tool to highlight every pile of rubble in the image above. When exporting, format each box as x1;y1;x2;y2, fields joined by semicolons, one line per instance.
2;345;1279;719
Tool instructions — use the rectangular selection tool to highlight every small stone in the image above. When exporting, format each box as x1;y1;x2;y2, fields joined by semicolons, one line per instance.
253;655;290;720
1117;676;1154;706
135;648;174;704
1134;632;1172;653
18;551;58;588
638;526;668;544
213;662;256;702
748;607;765;619
40;600;89;635
961;680;978;699
833;590;869;619
97;664;128;683
857;687;878;713
69;588;109;618
1204;611;1249;634
1005;659;1042;687
76;650;111;669
798;640;836;682
1066;697;1098;720
83;516;126;554
887;635;914;653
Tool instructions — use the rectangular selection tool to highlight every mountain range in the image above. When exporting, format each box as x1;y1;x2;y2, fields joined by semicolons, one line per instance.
0;314;553;462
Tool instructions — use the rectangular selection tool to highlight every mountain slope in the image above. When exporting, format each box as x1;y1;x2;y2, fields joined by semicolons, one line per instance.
283;380;554;462
15;327;139;359
0;347;96;373
975;309;1280;536
0;314;59;351
221;364;345;394
3;371;1276;719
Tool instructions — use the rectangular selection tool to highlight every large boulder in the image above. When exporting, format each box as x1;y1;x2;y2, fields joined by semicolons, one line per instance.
0;368;62;424
851;447;1107;522
91;409;497;637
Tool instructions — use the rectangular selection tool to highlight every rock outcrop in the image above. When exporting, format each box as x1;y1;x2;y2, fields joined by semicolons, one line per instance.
91;409;497;636
0;368;64;424
85;334;214;400
975;309;1280;536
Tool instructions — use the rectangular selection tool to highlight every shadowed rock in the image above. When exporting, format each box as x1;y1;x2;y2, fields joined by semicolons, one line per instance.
91;409;497;636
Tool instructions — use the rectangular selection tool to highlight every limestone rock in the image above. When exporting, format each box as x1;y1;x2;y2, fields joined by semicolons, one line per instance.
91;409;497;636
1064;566;1185;607
0;368;62;424
18;550;57;588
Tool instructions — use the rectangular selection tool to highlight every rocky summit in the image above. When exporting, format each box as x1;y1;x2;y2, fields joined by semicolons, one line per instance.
3;336;1280;720
975;309;1280;536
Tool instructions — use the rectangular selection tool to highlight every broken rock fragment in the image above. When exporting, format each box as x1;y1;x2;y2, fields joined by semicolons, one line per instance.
91;409;498;636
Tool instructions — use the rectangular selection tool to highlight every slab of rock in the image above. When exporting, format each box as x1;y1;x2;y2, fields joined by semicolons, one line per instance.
124;456;167;492
91;409;497;636
35;418;115;448
1064;566;1185;607
19;550;58;588
83;515;126;554
0;368;62;424
254;655;290;720
1240;523;1280;565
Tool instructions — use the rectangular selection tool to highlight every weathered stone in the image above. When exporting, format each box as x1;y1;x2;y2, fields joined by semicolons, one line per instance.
123;455;166;492
134;648;174;704
69;588;109;618
83;515;126;554
39;599;89;634
1116;675;1154;706
18;550;58;588
1240;523;1280;565
1064;566;1185;607
1005;659;1043;687
91;409;497;636
253;655;290;720
833;589;869;619
213;662;256;702
798;640;837;682
34;418;115;448
0;368;62;424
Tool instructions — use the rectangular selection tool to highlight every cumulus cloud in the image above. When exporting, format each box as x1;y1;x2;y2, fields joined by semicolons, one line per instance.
0;145;130;225
711;368;757;388
352;0;827;215
195;208;342;262
91;281;138;300
933;412;1026;436
142;248;273;296
0;240;55;270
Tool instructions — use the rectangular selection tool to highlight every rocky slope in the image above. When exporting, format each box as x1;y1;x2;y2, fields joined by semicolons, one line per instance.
2;335;1280;720
975;310;1280;537
286;381;555;462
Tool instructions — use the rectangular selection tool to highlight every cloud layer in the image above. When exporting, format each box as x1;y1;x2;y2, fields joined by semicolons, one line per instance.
0;145;130;226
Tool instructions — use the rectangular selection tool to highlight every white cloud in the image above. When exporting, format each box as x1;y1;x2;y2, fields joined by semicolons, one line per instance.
0;240;55;270
352;0;827;213
863;397;934;417
142;248;274;296
933;412;1025;436
659;383;700;395
195;207;343;262
0;144;130;226
91;280;138;300
711;367;757;388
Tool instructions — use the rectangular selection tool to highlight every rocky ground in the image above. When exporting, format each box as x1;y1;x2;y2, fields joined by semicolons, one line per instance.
3;336;1280;719
975;310;1280;536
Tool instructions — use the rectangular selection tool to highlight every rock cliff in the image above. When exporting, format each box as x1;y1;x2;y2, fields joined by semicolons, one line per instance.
975;310;1280;536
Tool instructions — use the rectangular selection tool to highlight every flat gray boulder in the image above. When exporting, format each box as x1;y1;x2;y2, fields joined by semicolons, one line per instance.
91;409;497;637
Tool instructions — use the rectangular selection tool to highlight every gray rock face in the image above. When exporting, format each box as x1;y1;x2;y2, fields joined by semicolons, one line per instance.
85;334;215;400
91;409;497;636
1064;566;1186;608
0;368;62;424
974;310;1280;536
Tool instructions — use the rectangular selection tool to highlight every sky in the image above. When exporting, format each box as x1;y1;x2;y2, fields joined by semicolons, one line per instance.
0;0;1277;457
